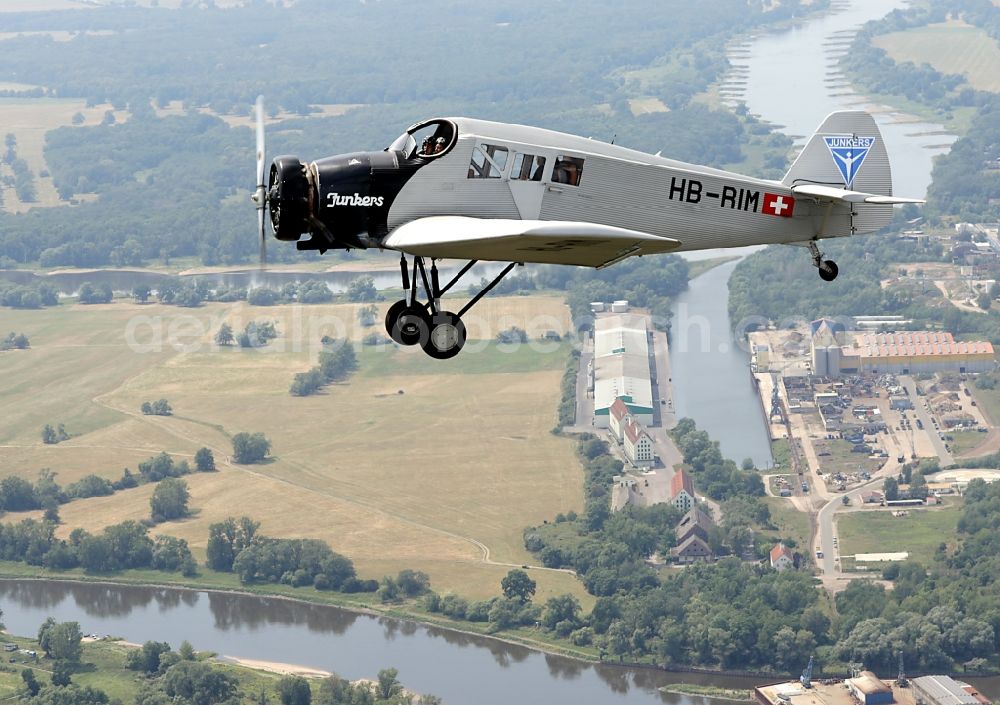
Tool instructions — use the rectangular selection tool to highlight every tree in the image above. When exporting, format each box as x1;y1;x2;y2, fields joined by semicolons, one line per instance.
42;424;58;444
46;621;83;663
126;641;172;674
0;475;39;510
977;291;992;310
52;660;73;687
178;641;196;661
501;569;536;604
38;617;57;656
232;432;271;464
151;398;172;415
357;304;378;327
346;276;378;302
883;476;899;502
214;323;234;346
206;517;260;572
396;569;431;597
150;478;190;522
22;669;40;697
277;676;311;705
133;285;151;303
194;447;216;472
376;668;402;701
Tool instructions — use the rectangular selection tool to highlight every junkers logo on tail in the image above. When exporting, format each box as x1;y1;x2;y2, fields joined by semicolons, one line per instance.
823;135;875;189
326;193;385;208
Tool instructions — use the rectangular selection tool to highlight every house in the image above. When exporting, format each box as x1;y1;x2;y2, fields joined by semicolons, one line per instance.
670;534;713;564
861;490;884;504
769;542;794;571
670;468;696;512
675;506;715;544
608;397;631;442
623;419;655;468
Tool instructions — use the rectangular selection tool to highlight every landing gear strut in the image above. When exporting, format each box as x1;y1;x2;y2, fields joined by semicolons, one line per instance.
384;255;517;359
809;241;839;282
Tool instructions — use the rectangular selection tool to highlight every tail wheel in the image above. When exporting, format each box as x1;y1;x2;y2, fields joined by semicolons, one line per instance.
818;260;839;282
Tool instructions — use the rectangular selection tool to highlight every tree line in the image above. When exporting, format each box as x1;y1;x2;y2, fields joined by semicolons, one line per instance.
290;338;358;396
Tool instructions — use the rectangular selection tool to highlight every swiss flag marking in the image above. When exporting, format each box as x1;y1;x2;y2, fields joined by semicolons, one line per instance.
763;192;795;218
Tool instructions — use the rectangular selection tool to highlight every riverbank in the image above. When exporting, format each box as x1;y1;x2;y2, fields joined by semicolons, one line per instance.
661;684;753;701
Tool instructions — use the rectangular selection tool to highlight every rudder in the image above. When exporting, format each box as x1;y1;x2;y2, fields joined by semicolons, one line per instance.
783;111;893;234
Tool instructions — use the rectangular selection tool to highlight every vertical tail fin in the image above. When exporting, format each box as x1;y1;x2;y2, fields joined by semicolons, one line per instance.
783;111;894;234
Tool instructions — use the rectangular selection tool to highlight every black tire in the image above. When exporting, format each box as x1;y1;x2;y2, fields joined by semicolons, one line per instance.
422;311;466;360
385;300;408;342
819;259;839;282
386;300;429;346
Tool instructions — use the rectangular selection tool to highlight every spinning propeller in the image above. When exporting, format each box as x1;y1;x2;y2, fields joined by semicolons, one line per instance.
252;95;268;270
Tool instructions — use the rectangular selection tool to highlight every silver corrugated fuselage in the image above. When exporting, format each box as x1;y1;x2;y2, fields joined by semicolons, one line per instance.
386;117;856;253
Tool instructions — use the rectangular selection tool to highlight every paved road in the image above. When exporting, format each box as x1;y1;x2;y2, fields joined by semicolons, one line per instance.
899;375;954;466
814;456;902;590
650;329;677;430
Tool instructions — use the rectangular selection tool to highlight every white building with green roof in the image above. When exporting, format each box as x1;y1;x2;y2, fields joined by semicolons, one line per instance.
593;313;654;427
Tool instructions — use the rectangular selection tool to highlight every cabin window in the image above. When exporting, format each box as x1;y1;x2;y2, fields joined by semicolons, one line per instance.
552;155;584;186
467;143;509;179
510;153;546;181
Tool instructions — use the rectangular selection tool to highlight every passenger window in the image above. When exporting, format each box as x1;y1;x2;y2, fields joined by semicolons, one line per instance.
467;143;509;179
551;155;584;186
511;153;547;181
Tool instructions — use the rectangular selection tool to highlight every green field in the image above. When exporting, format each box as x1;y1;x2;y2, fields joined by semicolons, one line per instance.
873;22;1000;93
948;429;990;458
836;503;963;566
0;296;589;603
760;496;812;552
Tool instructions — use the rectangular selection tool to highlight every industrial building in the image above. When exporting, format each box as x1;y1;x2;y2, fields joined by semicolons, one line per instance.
755;679;910;705
811;319;995;377
912;676;984;705
848;672;894;705
593;313;654;427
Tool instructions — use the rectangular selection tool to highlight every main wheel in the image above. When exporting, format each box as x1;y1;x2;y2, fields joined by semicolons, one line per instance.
818;259;839;282
422;311;466;360
385;299;429;346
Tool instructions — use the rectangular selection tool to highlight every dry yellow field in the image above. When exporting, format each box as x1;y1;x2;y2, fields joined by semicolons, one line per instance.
873;22;1000;93
0;296;588;603
0;97;129;212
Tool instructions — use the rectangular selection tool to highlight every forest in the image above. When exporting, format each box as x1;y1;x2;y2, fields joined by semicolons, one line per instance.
0;0;817;269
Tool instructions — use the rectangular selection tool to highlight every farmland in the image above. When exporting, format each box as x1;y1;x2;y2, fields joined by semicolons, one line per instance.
0;294;589;603
873;22;1000;94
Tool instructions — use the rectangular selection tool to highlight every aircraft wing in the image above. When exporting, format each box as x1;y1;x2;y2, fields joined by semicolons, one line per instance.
382;216;681;268
791;184;925;205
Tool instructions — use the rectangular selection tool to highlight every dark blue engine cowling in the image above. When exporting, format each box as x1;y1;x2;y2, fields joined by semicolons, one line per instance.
312;152;376;247
268;148;421;250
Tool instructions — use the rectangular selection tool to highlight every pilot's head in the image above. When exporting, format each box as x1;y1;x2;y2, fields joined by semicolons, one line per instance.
434;137;447;154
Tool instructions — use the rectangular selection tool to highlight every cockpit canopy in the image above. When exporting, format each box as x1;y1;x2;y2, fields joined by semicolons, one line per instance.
388;118;457;160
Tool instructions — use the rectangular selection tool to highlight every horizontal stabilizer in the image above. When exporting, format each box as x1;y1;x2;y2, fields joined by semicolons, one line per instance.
383;216;681;268
792;184;925;205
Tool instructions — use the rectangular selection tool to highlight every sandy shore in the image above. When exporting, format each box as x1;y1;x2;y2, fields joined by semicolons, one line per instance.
216;655;333;679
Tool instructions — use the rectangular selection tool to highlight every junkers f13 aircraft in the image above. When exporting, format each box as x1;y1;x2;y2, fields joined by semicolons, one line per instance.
252;98;922;359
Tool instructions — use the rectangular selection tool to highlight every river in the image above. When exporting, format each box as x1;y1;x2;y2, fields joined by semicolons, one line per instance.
669;0;955;465
0;579;751;705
